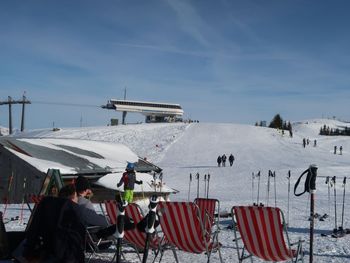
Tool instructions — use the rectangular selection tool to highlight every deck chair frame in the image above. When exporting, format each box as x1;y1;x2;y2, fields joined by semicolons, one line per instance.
194;198;220;231
157;201;223;263
85;225;117;263
232;206;304;263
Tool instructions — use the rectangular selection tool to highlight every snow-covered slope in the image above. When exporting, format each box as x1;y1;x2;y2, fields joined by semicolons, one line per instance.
3;119;350;262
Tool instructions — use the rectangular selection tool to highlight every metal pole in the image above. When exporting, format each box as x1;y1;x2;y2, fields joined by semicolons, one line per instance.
20;95;26;132
188;173;192;201
267;170;271;206
257;171;261;205
273;171;277;207
310;190;315;263
196;173;200;199
252;172;255;205
287;170;291;225
143;195;158;263
333;176;337;232
207;173;210;199
308;165;318;263
340;177;346;231
204;174;207;198
115;201;127;263
325;176;330;216
8;96;12;135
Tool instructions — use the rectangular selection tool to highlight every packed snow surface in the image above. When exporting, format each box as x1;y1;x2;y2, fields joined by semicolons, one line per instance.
3;119;350;262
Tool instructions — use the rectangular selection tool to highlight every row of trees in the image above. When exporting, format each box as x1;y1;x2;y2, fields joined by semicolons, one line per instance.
255;114;292;132
319;125;350;136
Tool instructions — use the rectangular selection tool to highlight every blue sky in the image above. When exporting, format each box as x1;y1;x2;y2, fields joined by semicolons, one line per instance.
1;0;350;129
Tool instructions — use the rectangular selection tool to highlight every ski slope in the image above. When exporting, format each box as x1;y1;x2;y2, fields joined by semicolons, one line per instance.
2;119;350;262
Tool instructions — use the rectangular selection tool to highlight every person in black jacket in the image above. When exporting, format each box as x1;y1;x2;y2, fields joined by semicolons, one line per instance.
217;156;222;167
58;184;108;227
22;196;85;263
222;154;227;167
229;154;235;166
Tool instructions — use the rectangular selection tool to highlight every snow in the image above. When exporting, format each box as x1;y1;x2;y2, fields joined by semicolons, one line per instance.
2;119;350;262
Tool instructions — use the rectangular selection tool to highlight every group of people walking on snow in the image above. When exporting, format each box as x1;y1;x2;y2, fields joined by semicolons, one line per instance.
217;153;235;167
334;145;343;155
302;138;318;148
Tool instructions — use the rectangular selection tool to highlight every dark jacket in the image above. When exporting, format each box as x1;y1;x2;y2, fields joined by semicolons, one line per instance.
23;197;85;263
117;171;142;190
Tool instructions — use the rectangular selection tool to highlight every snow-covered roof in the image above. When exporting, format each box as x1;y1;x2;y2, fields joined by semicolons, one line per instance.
95;172;176;194
0;138;138;175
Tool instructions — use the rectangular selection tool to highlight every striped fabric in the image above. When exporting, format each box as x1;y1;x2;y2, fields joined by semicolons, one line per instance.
29;194;44;204
233;206;294;262
26;194;44;213
194;198;217;232
104;200;160;250
158;202;212;254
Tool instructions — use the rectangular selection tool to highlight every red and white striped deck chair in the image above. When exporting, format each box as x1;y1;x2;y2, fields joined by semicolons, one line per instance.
103;200;168;261
26;194;44;213
194;198;220;232
157;202;223;263
232;206;304;262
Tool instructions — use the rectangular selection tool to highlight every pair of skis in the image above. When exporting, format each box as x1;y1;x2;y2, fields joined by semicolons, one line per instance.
150;172;164;193
252;171;263;206
188;172;210;200
331;176;347;238
251;170;277;208
321;176;348;238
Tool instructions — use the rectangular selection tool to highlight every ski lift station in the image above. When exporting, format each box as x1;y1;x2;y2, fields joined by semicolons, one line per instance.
102;99;184;124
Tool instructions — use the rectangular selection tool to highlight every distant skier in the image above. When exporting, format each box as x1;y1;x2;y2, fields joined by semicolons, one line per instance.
314;139;317;147
229;154;235;167
340;146;343;155
217;156;222;167
303;138;306;148
334;146;337;154
222;154;227;167
117;162;143;203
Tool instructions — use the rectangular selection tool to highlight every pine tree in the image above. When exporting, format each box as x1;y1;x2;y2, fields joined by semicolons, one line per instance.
269;114;283;129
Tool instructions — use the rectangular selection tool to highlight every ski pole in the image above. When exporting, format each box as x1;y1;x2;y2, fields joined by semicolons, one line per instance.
252;172;255;205
293;165;318;263
332;176;337;233
340;177;346;232
115;200;127;263
273;171;277;207
153;172;157;193
2;172;14;219
257;171;261;205
325;176;330;216
142;195;158;263
204;174;207;198
196;173;200;199
308;165;318;263
207;173;210;199
267;170;271;206
159;172;163;194
188;173;192;201
20;176;27;224
287;170;291;225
